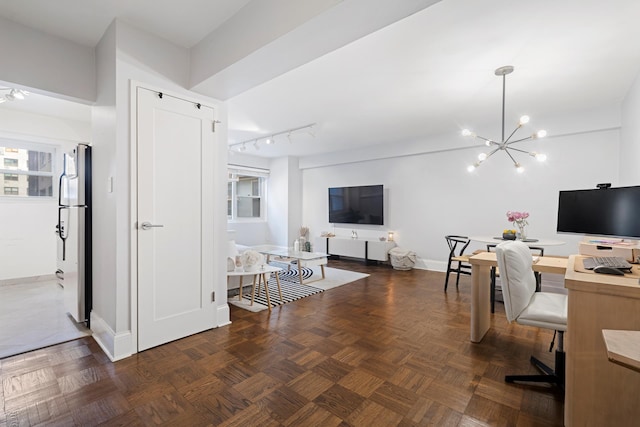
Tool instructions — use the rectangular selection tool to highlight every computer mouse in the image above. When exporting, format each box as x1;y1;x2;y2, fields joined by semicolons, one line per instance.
593;265;625;275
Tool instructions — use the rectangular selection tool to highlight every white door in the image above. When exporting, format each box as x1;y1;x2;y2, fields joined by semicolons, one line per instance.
137;87;217;351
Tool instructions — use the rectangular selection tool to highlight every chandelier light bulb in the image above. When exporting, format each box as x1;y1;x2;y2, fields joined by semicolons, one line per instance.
515;163;524;173
13;90;25;100
535;153;547;162
519;115;530;125
0;98;6;104
485;140;492;146
265;137;273;145
536;129;547;138
467;164;476;172
462;129;472;137
478;153;487;161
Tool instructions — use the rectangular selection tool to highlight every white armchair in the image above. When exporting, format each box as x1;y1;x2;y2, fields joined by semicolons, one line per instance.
495;240;567;387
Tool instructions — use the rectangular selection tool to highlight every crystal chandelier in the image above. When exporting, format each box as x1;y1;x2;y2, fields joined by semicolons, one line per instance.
463;66;547;173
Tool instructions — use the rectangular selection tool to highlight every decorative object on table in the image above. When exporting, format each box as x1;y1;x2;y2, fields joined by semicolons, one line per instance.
463;66;547;173
507;211;529;240
351;230;358;239
304;241;311;252
293;239;300;252
502;229;517;240
387;231;394;242
240;250;264;272
299;226;310;251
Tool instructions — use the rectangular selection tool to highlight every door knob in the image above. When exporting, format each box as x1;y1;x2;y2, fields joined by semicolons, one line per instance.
140;221;164;230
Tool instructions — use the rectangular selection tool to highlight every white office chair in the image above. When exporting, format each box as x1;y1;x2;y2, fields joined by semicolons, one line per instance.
495;241;567;387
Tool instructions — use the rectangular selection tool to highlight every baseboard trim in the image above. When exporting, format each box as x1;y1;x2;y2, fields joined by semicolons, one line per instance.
90;312;133;361
217;304;231;327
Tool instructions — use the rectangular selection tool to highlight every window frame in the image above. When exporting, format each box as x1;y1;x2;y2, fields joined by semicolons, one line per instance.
227;165;269;222
0;138;59;200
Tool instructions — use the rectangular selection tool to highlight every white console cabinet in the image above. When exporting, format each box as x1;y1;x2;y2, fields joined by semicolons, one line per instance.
314;237;396;262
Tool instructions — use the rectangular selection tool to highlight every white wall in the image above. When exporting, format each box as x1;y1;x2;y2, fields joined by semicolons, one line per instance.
302;107;622;270
621;72;640;185
0;109;91;281
0;16;95;103
89;20;228;360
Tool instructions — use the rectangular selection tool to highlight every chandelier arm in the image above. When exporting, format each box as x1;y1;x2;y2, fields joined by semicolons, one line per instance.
503;125;522;144
484;147;501;159
475;135;498;145
508;147;532;154
505;135;534;146
504;149;519;166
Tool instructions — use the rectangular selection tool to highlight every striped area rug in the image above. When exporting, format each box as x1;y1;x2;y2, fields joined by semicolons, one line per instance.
239;266;324;308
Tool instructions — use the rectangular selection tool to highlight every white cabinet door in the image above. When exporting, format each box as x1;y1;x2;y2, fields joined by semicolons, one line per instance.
137;87;216;351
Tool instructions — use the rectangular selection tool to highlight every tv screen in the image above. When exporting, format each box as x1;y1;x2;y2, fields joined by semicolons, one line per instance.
557;186;640;238
329;185;384;225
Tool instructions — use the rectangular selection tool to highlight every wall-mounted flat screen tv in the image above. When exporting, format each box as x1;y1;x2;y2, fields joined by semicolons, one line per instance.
557;185;640;238
328;185;384;225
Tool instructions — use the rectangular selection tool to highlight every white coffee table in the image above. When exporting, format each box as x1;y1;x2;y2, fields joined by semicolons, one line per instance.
251;245;328;285
226;265;283;310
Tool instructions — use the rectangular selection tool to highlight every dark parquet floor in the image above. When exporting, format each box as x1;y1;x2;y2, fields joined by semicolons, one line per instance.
1;260;563;426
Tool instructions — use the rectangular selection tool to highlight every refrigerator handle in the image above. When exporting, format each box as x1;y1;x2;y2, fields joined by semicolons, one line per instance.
58;207;68;261
58;152;67;206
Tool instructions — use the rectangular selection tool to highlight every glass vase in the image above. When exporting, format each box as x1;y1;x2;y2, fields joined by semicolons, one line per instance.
517;223;527;240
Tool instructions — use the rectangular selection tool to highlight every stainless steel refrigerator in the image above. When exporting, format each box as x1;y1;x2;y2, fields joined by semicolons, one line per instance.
56;144;92;325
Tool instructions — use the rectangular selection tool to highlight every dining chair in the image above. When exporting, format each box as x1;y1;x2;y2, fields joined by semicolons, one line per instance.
487;243;544;313
444;235;472;291
495;241;567;387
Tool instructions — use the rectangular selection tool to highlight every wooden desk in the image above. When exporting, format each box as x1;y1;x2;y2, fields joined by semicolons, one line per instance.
564;256;640;426
468;251;567;342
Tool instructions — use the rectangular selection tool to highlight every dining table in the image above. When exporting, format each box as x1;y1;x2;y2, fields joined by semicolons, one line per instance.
469;235;565;247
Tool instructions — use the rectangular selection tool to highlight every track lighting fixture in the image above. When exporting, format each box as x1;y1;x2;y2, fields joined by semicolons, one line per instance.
0;87;29;103
228;123;316;152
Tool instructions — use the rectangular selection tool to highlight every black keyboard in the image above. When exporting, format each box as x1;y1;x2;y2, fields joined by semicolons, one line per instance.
583;256;632;271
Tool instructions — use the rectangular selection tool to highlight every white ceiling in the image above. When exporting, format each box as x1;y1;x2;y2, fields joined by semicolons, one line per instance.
2;0;640;158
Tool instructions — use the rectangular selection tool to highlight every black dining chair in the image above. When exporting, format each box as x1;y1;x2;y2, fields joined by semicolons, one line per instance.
487;243;544;313
444;235;472;291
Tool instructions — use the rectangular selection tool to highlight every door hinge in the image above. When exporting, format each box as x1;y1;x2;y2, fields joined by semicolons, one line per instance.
211;291;215;302
212;120;221;132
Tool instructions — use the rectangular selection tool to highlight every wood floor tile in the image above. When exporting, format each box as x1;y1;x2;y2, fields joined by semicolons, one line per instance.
337;369;385;398
313;384;366;420
233;372;281;402
0;260;565;426
346;400;404;426
369;380;420;415
312;357;353;382
282;401;343;426
463;394;520;426
258;385;309;423
286;370;334;401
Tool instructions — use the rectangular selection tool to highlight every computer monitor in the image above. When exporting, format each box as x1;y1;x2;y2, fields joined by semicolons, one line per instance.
556;185;640;239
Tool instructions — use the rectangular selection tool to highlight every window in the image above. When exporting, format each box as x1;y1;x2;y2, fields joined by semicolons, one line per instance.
227;166;269;221
0;142;55;198
4;158;18;168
